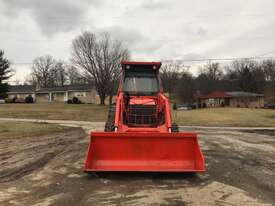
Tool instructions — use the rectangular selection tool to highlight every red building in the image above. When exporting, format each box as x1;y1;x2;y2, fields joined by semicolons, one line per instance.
196;91;264;108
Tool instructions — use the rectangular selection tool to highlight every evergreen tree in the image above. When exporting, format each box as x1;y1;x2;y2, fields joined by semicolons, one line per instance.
0;50;12;98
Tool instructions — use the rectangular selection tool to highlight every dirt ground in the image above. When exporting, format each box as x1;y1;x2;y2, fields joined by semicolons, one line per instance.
0;125;274;206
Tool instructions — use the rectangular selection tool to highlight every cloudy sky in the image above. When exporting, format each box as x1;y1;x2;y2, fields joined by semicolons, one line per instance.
0;0;274;83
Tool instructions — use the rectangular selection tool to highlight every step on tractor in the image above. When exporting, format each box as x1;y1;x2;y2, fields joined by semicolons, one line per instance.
84;61;205;172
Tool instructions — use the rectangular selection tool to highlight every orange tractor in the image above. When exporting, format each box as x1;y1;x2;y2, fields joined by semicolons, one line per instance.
84;61;205;172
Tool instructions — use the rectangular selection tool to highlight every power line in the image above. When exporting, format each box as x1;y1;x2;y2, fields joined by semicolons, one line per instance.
172;56;275;63
0;13;273;28
9;12;275;20
10;56;275;65
256;50;275;57
4;36;270;44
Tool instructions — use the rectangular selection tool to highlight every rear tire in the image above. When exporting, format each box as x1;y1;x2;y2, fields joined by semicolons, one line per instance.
171;123;179;132
104;104;116;132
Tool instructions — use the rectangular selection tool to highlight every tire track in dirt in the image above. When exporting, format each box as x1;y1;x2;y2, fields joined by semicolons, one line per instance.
0;124;274;205
200;130;275;205
0;128;84;183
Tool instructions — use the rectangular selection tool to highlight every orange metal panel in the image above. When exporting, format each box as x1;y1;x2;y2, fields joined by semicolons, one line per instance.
84;132;205;172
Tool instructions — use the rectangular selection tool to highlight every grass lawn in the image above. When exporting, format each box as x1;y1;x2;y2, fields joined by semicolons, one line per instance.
0;103;108;122
172;108;275;127
1;103;275;127
0;122;70;138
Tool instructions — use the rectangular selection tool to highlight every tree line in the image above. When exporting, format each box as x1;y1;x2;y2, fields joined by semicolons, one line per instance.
27;56;90;87
1;30;275;105
161;59;275;104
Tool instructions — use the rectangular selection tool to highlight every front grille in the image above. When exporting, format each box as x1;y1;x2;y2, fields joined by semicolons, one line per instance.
124;105;163;127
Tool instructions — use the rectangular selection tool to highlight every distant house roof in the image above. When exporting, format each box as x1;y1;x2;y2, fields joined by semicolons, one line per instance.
197;91;264;99
227;91;264;97
36;85;93;93
198;91;232;99
197;91;232;99
8;85;35;94
7;84;93;94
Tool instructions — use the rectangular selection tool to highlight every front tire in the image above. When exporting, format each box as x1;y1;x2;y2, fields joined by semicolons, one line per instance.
171;123;179;132
104;104;116;132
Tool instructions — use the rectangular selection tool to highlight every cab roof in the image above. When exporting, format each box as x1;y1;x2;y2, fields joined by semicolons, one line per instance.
121;61;162;70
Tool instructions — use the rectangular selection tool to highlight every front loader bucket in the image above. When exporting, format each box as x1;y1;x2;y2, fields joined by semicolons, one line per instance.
84;132;205;172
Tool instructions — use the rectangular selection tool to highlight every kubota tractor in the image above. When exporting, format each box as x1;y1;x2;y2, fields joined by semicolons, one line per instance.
84;61;205;172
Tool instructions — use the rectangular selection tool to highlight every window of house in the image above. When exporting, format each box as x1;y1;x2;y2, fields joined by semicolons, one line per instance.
75;92;86;97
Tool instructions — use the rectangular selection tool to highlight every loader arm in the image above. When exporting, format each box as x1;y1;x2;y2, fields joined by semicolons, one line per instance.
114;92;123;130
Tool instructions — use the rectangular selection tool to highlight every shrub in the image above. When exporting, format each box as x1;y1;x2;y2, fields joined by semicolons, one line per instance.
5;98;13;103
67;97;81;104
173;102;177;110
14;98;25;103
12;96;17;103
25;95;34;103
67;99;73;104
72;97;81;104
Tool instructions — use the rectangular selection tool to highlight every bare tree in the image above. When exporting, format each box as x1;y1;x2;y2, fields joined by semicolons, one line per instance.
54;61;67;86
49;61;67;87
195;62;223;94
66;65;85;85
160;62;183;97
31;55;55;88
200;62;223;81
31;56;70;87
24;75;37;86
71;31;130;105
175;71;194;103
228;59;265;92
262;59;275;82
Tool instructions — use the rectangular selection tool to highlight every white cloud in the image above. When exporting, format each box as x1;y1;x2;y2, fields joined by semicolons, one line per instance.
0;0;274;82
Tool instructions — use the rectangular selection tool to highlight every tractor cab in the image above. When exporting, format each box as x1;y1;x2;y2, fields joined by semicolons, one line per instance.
122;62;160;96
121;62;163;127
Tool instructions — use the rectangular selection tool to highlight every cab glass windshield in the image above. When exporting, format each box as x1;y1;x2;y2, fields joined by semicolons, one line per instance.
123;67;159;95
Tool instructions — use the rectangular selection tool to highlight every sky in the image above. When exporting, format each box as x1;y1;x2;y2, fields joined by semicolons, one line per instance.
0;0;275;83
